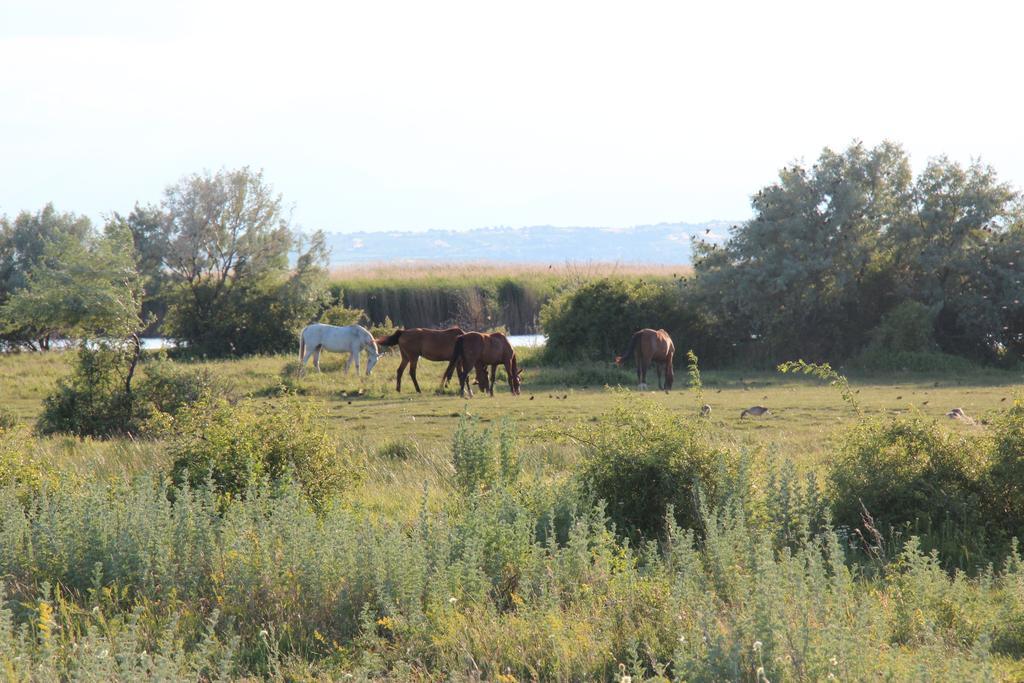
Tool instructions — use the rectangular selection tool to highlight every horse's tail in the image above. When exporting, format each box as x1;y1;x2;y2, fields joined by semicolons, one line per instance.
615;332;639;366
376;329;402;347
299;329;306;363
444;335;464;384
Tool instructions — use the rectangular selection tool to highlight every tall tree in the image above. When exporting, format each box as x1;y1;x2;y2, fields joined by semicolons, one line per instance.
0;204;93;349
159;168;329;355
693;141;913;361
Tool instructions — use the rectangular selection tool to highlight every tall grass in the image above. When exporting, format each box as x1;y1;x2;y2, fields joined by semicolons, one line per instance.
330;262;689;333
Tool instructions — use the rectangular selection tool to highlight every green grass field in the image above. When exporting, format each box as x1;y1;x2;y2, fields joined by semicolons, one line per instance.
3;347;1020;482
4;349;1024;679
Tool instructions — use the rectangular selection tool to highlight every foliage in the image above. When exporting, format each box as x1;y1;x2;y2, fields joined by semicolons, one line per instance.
0;426;59;500
158;168;331;356
778;359;860;413
318;302;365;327
694;140;1024;365
167;395;356;509
571;394;732;539
828;415;989;564
0;204;93;350
135;356;231;421
985;399;1024;537
540;277;719;365
37;344;139;437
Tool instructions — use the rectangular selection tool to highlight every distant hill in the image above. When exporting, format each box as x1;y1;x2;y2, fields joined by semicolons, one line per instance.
321;221;738;266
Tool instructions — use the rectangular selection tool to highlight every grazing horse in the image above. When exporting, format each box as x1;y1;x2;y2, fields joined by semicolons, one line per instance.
614;328;675;390
445;332;522;397
375;327;465;392
299;323;380;376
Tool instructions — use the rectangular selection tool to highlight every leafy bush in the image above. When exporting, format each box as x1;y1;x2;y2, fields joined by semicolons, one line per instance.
167;396;356;509
829;415;989;562
135;356;229;420
986;400;1024;537
319;302;365;327
37;344;135;437
574;394;733;539
540;277;720;365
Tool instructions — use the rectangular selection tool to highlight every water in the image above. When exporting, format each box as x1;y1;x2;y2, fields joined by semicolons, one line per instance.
507;334;546;348
11;335;546;353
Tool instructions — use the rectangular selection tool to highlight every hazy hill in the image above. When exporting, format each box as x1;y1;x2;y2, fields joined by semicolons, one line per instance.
321;221;737;266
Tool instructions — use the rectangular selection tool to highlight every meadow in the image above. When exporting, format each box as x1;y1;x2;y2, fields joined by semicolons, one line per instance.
3;347;1024;680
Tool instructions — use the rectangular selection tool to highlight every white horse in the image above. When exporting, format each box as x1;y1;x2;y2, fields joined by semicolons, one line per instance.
299;323;380;376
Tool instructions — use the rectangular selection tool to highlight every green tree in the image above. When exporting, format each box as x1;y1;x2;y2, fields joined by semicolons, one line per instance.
159;168;330;355
693;140;912;362
0;204;93;349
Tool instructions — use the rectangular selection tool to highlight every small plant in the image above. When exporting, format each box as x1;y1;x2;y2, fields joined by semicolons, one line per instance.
686;350;704;408
37;343;136;437
451;417;521;494
0;407;17;432
778;359;860;414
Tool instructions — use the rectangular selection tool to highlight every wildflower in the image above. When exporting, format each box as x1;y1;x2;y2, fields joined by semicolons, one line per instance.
827;675;836;680
830;656;838;667
259;629;269;639
449;596;458;604
756;666;770;683
753;640;763;652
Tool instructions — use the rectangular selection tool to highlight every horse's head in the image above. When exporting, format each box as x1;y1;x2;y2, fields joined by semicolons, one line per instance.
365;348;381;375
511;367;523;395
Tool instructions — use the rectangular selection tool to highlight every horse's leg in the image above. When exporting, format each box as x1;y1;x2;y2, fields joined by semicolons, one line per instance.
354;346;361;375
503;360;513;394
395;352;407;389
636;358;643;390
656;363;663;390
313;345;323;372
343;348;354;374
489;364;497;397
409;357;422;393
300;342;317;374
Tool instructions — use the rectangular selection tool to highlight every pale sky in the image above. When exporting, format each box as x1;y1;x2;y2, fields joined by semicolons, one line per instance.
2;1;1022;233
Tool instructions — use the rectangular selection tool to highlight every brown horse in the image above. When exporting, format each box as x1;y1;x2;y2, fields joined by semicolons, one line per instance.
375;327;465;392
614;328;675;390
444;332;522;397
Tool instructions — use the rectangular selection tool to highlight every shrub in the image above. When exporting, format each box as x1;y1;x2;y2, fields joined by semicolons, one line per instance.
986;400;1024;536
135;356;229;421
574;394;733;539
37;344;135;437
540;277;722;367
829;415;989;563
167;396;356;510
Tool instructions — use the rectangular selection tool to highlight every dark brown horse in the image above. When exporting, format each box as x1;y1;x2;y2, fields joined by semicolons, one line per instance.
614;328;675;390
375;327;464;392
444;332;522;397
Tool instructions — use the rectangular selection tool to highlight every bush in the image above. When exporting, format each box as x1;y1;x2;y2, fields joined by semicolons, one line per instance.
135;356;230;421
37;344;135;437
829;415;989;562
574;394;732;539
986;400;1024;536
540;277;722;366
167;396;357;510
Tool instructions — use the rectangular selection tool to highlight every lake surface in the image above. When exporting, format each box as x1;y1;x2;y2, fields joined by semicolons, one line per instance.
141;334;548;350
